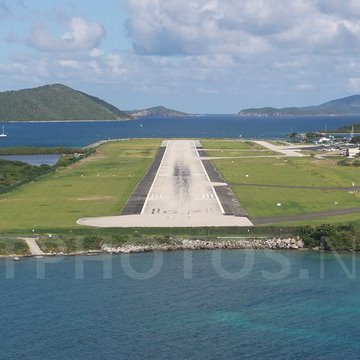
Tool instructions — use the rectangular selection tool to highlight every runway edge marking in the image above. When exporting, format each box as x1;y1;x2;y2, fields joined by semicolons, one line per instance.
193;141;226;215
140;140;169;215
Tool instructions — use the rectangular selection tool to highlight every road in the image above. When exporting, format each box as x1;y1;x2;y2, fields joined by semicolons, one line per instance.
20;237;45;256
77;140;253;227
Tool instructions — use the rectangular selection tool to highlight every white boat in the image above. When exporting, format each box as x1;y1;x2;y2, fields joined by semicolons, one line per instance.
0;124;7;137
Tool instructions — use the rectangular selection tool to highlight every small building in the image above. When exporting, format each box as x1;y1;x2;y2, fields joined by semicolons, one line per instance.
348;148;360;158
317;137;331;144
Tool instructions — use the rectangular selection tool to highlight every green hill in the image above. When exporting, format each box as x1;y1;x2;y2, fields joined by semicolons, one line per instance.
239;95;360;116
0;84;129;121
126;105;188;117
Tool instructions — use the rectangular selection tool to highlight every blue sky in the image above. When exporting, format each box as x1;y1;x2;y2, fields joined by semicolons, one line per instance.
1;0;360;113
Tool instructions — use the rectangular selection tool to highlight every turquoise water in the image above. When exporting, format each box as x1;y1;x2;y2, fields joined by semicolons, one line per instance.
1;250;360;359
0;115;355;147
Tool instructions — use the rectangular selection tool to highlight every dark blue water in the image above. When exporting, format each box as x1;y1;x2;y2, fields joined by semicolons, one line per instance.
0;154;60;166
0;115;355;147
1;250;360;359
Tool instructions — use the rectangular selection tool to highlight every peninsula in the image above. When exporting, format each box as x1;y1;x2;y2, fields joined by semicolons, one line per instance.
126;105;188;117
239;94;360;116
0;83;129;121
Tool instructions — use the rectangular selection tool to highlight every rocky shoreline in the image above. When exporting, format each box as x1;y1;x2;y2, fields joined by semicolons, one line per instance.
101;237;305;254
1;237;306;259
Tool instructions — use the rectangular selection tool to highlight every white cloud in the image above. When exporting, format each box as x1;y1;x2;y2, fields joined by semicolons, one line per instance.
349;77;360;91
196;87;219;94
3;0;360;112
62;17;105;50
317;0;360;18
88;60;103;74
28;17;105;52
106;54;126;75
58;60;80;68
89;48;103;57
127;0;360;57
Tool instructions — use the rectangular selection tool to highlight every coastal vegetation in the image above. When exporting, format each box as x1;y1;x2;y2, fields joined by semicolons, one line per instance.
337;159;360;167
0;159;52;195
0;83;129;121
0;238;29;255
1;222;359;254
300;224;360;251
0;225;300;253
0;147;95;195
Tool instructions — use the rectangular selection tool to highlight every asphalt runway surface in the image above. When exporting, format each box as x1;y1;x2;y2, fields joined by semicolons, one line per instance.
78;140;253;227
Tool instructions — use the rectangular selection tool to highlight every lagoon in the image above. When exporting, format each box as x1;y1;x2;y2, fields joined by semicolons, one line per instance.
0;154;60;166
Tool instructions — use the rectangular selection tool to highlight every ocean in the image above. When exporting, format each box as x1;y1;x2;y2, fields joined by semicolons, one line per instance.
0;114;356;148
1;250;360;359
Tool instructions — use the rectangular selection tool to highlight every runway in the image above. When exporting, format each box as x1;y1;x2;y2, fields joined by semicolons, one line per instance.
77;140;253;227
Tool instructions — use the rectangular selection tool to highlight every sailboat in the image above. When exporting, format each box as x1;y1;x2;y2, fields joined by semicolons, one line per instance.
0;124;7;137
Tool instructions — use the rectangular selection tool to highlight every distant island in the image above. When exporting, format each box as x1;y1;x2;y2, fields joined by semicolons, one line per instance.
336;123;360;133
126;106;188;117
0;83;129;121
239;95;360;116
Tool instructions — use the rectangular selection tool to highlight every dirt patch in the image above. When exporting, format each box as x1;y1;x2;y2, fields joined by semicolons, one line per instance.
76;195;116;201
69;149;107;170
309;159;335;167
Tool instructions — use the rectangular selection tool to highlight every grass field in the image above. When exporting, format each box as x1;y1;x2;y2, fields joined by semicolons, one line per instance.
0;139;160;231
202;139;266;150
202;139;278;157
204;150;277;157
1;138;359;234
204;141;360;222
276;213;360;227
0;238;29;255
